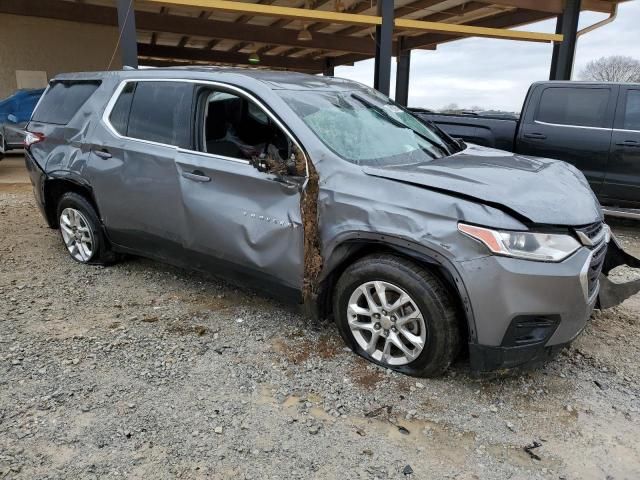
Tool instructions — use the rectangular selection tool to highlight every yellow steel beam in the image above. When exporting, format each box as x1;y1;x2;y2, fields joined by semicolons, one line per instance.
143;0;382;26
145;0;567;44
395;18;563;43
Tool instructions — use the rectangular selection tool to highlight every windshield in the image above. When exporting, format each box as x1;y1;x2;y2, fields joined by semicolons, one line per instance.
278;88;459;167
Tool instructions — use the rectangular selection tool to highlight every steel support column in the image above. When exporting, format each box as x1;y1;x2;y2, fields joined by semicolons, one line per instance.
549;13;563;79
116;0;138;68
324;59;335;77
549;0;580;80
395;39;411;106
373;0;394;95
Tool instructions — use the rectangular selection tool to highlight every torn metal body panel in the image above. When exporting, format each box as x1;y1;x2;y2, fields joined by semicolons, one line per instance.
24;68;640;375
598;235;640;309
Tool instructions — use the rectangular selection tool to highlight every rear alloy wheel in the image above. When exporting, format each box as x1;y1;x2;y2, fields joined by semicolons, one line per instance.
59;207;95;262
0;133;5;159
334;254;461;377
56;192;116;265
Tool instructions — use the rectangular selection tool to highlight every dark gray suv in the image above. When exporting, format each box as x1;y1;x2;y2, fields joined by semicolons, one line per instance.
24;68;640;377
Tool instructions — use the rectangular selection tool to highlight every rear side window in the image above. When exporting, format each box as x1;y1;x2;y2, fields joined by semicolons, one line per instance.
32;81;100;125
536;87;610;128
623;90;640;131
109;83;136;136
121;81;193;148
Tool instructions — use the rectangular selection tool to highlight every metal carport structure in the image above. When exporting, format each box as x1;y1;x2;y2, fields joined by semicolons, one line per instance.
0;0;627;105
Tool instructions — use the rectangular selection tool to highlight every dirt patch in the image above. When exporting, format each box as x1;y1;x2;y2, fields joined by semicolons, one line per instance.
183;292;238;313
300;152;323;304
272;337;311;364
165;322;208;336
0;183;31;193
350;361;387;390
271;334;340;364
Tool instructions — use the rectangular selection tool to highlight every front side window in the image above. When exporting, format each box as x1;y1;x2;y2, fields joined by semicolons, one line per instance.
623;90;640;131
197;88;294;170
278;88;456;167
112;81;193;148
536;87;610;128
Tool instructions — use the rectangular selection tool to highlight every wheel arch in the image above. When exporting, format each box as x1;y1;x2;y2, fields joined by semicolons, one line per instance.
315;232;477;343
43;174;102;228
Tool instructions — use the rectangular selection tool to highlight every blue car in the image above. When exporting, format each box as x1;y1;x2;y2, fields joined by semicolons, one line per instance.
0;88;45;159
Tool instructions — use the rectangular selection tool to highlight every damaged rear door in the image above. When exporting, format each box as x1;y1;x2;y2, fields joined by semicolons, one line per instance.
175;83;305;300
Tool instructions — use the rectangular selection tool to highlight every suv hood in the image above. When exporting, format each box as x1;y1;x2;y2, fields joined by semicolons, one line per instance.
363;144;603;226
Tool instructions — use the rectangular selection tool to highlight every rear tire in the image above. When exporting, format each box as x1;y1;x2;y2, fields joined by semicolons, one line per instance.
334;254;461;377
0;133;6;160
56;192;116;265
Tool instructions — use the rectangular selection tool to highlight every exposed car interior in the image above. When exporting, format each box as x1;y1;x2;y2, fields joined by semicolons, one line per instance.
200;90;291;163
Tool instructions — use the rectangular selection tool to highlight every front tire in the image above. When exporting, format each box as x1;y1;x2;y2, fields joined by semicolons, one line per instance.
56;192;115;265
334;254;461;377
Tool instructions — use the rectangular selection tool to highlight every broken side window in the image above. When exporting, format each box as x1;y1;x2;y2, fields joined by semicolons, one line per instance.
195;87;303;176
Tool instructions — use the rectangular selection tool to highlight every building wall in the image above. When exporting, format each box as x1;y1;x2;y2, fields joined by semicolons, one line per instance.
0;14;122;98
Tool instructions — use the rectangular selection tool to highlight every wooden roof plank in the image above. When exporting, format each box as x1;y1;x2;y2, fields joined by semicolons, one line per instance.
137;42;329;71
144;0;382;26
478;0;616;14
0;0;381;55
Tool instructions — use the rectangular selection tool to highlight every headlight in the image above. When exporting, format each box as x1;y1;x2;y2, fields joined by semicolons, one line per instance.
458;223;581;262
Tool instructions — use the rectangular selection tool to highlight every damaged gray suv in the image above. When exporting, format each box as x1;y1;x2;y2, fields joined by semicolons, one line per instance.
25;68;640;377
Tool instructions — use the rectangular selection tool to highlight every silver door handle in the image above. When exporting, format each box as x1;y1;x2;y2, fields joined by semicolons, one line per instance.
93;149;112;159
182;171;211;182
616;140;640;148
524;132;546;140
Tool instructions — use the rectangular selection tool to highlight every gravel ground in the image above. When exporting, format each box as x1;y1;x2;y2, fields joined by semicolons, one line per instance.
1;159;639;479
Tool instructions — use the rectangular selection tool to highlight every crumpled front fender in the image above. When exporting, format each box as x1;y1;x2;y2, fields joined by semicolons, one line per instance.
598;234;640;309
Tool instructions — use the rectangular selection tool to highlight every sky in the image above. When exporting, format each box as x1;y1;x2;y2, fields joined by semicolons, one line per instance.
334;1;640;112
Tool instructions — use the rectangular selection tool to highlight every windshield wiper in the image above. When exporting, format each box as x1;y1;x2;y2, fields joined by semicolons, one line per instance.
423;118;463;153
351;93;450;158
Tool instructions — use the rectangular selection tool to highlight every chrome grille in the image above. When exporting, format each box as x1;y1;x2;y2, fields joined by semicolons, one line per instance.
575;222;607;299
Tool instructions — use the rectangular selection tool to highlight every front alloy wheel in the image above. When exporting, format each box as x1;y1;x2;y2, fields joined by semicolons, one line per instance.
59;207;95;262
347;281;426;366
334;254;461;377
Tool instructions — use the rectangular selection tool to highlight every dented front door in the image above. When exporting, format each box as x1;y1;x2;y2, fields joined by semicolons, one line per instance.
175;149;304;299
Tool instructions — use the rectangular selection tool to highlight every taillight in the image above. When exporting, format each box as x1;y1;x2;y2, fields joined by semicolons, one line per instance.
23;131;45;148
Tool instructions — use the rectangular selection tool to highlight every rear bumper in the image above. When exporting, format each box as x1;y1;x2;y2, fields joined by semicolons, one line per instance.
24;151;51;226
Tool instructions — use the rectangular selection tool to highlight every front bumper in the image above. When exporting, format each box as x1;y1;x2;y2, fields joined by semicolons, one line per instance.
459;233;640;373
458;248;597;372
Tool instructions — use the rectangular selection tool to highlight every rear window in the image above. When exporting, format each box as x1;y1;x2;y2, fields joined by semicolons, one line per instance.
31;81;100;125
536;87;610;128
117;81;193;148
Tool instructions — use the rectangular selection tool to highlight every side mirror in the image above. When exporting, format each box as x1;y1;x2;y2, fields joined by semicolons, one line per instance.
7;114;17;124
